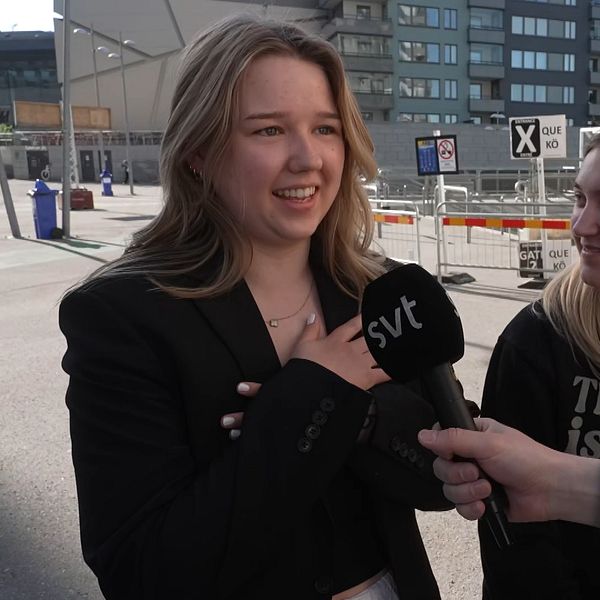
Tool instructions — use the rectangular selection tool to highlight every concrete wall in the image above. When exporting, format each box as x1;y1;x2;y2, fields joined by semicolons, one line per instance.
1;123;583;184
367;122;580;174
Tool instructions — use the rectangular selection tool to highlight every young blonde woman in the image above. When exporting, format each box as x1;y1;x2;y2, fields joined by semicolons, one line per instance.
60;15;450;600
472;135;600;599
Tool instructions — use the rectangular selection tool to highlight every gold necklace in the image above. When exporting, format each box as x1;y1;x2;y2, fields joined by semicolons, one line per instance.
265;279;314;328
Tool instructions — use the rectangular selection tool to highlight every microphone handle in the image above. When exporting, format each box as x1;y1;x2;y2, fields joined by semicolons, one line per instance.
422;363;513;549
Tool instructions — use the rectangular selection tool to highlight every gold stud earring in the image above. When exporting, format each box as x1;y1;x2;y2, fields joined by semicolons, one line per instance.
188;164;203;180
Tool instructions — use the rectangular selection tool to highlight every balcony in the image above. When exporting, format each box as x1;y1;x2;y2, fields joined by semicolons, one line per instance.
591;71;600;86
340;53;393;72
592;36;600;56
321;17;393;39
469;97;505;113
468;0;505;8
593;2;600;19
317;0;342;9
468;27;505;45
590;102;600;117
468;61;505;80
353;91;394;110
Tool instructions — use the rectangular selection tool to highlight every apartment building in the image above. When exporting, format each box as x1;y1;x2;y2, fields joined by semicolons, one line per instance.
319;0;600;126
57;0;600;132
0;31;60;126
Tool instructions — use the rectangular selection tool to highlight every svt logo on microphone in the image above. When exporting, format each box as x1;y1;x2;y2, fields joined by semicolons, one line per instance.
366;295;422;349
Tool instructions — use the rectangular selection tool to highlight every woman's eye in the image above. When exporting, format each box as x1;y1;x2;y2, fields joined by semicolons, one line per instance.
317;125;336;135
574;193;586;207
258;126;280;136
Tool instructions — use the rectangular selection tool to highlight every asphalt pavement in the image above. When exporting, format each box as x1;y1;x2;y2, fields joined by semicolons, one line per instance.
0;179;542;599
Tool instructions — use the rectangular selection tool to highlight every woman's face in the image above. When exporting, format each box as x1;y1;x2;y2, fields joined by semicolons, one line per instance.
207;54;345;252
573;147;600;289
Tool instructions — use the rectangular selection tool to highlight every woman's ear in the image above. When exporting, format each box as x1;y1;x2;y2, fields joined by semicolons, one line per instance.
188;155;205;180
189;155;204;172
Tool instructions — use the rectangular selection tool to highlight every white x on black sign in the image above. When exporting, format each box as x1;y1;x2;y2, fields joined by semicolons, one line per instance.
510;118;540;158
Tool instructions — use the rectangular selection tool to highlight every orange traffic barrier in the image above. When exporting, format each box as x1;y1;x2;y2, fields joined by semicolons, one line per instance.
374;214;414;225
442;217;570;230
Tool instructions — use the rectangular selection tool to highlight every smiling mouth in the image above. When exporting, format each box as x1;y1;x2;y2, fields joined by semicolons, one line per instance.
273;186;317;201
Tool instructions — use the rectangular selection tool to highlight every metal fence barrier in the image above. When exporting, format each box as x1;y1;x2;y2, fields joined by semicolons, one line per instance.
369;198;422;264
434;200;573;280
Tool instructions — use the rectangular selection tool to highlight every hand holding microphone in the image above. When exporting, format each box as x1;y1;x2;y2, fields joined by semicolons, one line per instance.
361;263;512;548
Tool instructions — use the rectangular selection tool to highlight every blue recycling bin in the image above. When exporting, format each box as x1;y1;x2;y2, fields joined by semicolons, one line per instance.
28;180;59;240
101;167;114;196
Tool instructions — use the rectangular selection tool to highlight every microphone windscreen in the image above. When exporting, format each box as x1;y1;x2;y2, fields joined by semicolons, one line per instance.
362;263;464;382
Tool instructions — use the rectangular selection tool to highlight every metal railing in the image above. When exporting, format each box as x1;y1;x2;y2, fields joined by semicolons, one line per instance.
434;200;573;280
369;198;422;265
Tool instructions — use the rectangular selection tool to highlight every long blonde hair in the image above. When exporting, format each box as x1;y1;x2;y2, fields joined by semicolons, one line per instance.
541;134;600;376
81;14;385;298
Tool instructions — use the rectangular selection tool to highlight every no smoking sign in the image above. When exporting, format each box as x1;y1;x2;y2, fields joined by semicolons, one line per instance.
415;135;459;175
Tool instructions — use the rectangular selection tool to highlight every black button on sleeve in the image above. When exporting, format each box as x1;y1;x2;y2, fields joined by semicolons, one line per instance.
408;448;418;463
320;397;335;412
312;409;328;426
305;424;321;440
390;435;402;453
297;437;312;453
399;442;409;458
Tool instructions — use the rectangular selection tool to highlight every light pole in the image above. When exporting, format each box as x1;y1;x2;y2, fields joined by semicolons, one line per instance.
98;35;135;195
73;25;106;174
61;0;72;237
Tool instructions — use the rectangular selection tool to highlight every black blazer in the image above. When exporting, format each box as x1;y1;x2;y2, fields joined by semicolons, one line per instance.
59;259;450;600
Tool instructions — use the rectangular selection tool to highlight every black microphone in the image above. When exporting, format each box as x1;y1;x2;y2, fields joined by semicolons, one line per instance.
361;263;512;548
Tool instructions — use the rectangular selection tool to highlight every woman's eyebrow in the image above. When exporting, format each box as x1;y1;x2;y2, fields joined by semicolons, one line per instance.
243;111;340;121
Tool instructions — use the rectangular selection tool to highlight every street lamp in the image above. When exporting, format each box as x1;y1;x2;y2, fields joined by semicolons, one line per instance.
73;25;106;174
98;34;135;195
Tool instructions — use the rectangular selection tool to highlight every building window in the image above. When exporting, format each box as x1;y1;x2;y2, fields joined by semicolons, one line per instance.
469;83;482;99
470;116;482;125
511;83;575;103
444;44;457;65
512;16;576;39
444;79;458;99
443;8;457;30
337;34;390;56
398;112;440;123
512;50;575;72
445;114;458;124
356;5;371;19
399;77;440;98
471;44;503;65
348;72;392;95
470;8;503;30
563;86;574;103
399;41;440;63
361;112;373;121
398;5;439;27
523;0;575;4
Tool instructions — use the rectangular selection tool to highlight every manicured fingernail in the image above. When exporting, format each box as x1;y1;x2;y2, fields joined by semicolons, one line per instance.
237;382;250;393
221;416;235;427
418;429;436;444
306;313;316;325
229;429;241;440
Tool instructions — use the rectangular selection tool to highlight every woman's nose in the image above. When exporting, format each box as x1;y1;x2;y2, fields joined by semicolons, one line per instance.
287;134;323;173
572;201;600;238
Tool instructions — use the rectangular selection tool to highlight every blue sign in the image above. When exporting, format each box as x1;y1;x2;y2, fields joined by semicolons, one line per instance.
415;135;459;176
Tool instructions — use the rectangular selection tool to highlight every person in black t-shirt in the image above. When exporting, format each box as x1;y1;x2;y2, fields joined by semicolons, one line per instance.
427;134;600;600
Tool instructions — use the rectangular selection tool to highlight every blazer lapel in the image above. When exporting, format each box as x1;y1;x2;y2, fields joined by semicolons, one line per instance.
191;280;282;383
311;262;359;333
